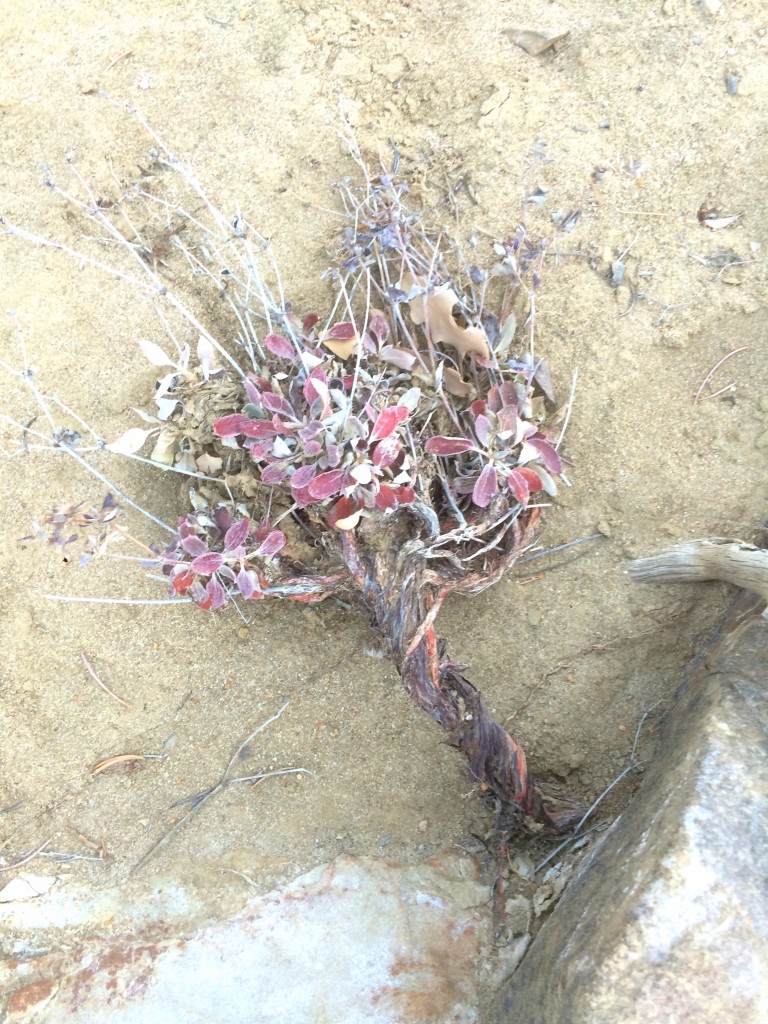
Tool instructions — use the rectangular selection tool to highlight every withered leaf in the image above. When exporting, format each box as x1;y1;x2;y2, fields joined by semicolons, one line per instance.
504;28;570;56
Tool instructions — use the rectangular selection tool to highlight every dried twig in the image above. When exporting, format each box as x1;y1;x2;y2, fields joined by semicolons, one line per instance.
693;346;748;403
80;652;132;708
131;703;306;875
534;702;660;874
0;836;53;873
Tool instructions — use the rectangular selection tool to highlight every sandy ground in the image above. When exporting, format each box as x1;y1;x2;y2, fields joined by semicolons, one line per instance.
1;0;767;923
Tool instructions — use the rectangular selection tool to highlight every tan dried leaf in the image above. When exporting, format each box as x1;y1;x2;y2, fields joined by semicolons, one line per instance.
401;273;491;362
503;28;570;56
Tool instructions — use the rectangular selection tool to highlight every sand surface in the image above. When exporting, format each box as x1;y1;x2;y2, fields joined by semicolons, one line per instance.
1;0;766;913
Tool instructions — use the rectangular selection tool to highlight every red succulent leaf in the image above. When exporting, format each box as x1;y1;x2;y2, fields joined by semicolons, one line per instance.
425;436;475;456
238;419;282;439
264;332;296;361
213;507;233;533
246;440;273;461
224;518;250;551
369;314;390;344
188;551;225;574
302;313;320;335
517;467;544;493
327;494;365;529
325;321;357;341
369;405;409;444
527;437;563;475
506;469;530;505
213;413;252;437
255;530;286;558
372;435;402;468
374;484;415;511
180;535;207;557
307;468;347;500
472;465;498;508
172;568;196;594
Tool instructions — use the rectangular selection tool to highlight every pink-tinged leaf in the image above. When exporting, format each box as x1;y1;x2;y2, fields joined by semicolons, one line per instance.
255;530;286;558
369;314;390;344
369;405;409;444
246;441;273;461
325;443;341;468
472;465;498;508
324;321;357;341
425;436;475;456
303;440;323;457
214;413;251;437
327;495;365;530
372;435;402;468
237;568;263;600
205;575;228;610
291;464;318;488
307;468;347;500
236;568;256;599
303;376;331;418
506;469;530;505
497;405;518;433
261;461;290;485
302;313;320;335
527;436;564;475
106;427;154;455
264;332;296;361
500;381;520;408
191;582;212;610
180;535;208;557
374;484;415;511
291;463;318;506
486;387;502;413
261;392;295;418
379;345;416;370
224;518;250;551
243;377;262;405
188;551;224;574
362;331;378;354
474;414;491;446
299;421;324;442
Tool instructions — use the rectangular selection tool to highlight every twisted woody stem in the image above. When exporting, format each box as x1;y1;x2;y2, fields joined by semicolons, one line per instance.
338;514;581;832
